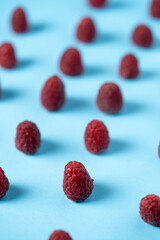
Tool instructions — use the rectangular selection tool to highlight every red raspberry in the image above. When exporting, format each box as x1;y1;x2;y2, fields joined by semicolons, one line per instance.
76;17;96;43
150;0;160;18
11;7;28;33
41;75;65;111
132;25;153;48
158;144;160;158
88;0;106;8
60;48;83;76
49;230;72;240
97;82;123;114
84;120;110;154
140;194;160;226
119;54;139;79
0;43;17;69
63;161;94;202
15;120;41;155
0;167;9;199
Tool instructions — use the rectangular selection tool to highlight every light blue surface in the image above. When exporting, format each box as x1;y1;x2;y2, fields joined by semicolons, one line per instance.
0;0;160;239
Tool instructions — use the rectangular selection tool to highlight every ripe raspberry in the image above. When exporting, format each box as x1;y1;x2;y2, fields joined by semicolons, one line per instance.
76;17;96;43
97;82;123;114
15;120;41;155
11;7;28;33
41;75;65;111
150;0;160;18
60;48;83;76
49;230;72;240
140;194;160;226
158;144;160;158
63;161;94;202
84;120;110;154
88;0;106;8
0;43;17;69
0;167;9;199
119;54;139;79
132;25;153;48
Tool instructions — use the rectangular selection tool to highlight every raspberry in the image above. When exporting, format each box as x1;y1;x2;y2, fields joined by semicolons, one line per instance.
41;75;65;111
11;7;28;33
158;144;160;158
76;17;96;43
0;43;17;69
88;0;106;8
49;230;72;240
97;82;123;114
60;48;83;76
0;167;9;199
150;0;160;18
15;120;41;155
63;161;94;202
140;194;160;226
132;25;153;48
119;54;139;79
84;120;110;154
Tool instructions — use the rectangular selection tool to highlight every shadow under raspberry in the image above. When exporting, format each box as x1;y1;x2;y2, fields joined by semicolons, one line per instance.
30;22;52;33
16;58;36;70
37;139;62;155
105;138;131;155
62;97;90;112
139;70;158;81
1;185;28;201
120;101;145;115
85;65;105;77
108;1;131;10
85;182;116;203
96;32;121;44
1;89;21;101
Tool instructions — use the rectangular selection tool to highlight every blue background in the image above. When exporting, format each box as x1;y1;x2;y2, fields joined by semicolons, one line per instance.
0;0;160;239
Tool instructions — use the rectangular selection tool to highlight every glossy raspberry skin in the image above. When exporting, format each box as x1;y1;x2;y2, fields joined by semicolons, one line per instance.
132;25;153;48
85;120;110;154
60;48;83;76
15;120;41;155
11;7;28;33
150;0;160;18
88;0;106;8
49;230;72;240
119;54;139;79
41;75;65;111
0;43;17;69
97;82;123;114
140;194;160;226
63;161;94;202
0;167;9;199
76;17;96;43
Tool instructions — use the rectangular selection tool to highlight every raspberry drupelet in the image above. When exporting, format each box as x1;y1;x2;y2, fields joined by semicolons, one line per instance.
49;230;72;240
150;0;160;18
11;7;28;33
88;0;107;8
60;48;83;76
41;75;65;111
132;25;153;48
97;82;123;114
0;43;17;69
84;120;110;154
76;17;96;43
119;54;139;79
63;161;94;202
15;120;41;155
140;194;160;226
0;167;9;199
